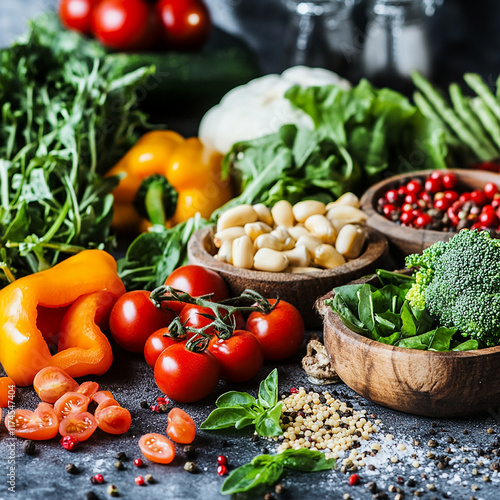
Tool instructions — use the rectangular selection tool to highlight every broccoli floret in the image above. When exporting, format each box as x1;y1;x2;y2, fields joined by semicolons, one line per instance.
405;229;500;346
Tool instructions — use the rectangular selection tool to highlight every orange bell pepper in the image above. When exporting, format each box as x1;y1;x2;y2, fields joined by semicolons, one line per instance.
0;250;125;386
108;130;233;233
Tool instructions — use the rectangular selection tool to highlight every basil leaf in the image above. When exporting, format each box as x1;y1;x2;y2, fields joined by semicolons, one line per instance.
255;402;283;437
221;461;284;495
277;448;336;472
235;417;256;430
200;407;253;430
258;368;278;409
216;391;256;408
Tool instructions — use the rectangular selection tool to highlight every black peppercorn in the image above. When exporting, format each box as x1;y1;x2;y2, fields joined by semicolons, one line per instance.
115;451;127;461
140;400;149;409
367;481;377;493
23;440;36;456
65;463;79;475
183;445;196;459
406;478;416;487
85;492;99;500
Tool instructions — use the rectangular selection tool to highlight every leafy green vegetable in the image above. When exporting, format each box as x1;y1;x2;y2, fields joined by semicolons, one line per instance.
117;214;210;291
200;369;283;437
221;449;335;495
0;14;153;283
326;270;478;352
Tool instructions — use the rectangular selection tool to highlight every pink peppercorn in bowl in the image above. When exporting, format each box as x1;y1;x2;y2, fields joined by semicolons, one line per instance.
360;169;500;262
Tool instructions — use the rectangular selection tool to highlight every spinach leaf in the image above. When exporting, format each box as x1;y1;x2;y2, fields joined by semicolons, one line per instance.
452;339;479;351
357;284;376;332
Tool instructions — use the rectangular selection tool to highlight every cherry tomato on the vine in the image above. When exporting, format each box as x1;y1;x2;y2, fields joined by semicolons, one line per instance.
144;327;185;368
109;290;175;353
59;0;101;34
154;343;220;403
166;408;196;444
208;331;263;383
92;0;158;51
246;299;305;361
156;0;211;50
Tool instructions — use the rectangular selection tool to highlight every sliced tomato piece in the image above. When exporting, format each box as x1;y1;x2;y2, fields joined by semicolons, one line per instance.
59;411;97;442
5;402;59;440
92;390;114;404
96;405;131;435
166;408;196;444
33;367;79;404
94;398;120;418
54;392;90;421
77;381;100;398
139;433;175;464
0;377;16;408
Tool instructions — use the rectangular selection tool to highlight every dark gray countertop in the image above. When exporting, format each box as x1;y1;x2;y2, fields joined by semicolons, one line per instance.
1;332;499;500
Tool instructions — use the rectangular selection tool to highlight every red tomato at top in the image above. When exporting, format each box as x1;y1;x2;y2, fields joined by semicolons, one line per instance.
92;0;158;51
59;0;101;34
154;343;220;403
109;290;175;353
246;299;305;361
163;265;229;314
208;330;263;383
156;0;211;50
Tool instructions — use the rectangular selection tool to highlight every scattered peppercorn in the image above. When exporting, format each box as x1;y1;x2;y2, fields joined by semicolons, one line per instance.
114;461;124;471
406;478;416;487
217;465;228;476
140;400;149;409
145;474;155;484
60;435;79;452
183;445;196;459
93;474;104;484
184;462;198;474
373;493;388;499
348;474;360;486
156;396;167;405
367;481;377;493
264;494;274;500
107;484;119;497
134;458;143;468
135;476;146;486
86;492;99;500
429;429;436;435
463;429;469;435
115;452;127;461
426;483;436;491
217;455;227;466
487;428;495;434
65;463;79;475
396;477;405;485
159;404;169;413
23;440;36;456
428;439;437;448
274;483;284;495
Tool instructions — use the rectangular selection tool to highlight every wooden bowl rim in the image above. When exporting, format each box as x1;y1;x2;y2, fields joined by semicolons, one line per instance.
318;276;500;359
188;225;389;283
360;168;500;239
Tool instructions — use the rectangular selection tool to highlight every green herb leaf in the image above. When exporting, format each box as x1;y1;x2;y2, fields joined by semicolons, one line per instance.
258;368;278;409
216;391;256;408
254;402;283;437
277;448;336;471
199;407;254;430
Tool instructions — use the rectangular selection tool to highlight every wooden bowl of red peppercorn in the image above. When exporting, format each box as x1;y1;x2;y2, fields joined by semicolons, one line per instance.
360;169;500;262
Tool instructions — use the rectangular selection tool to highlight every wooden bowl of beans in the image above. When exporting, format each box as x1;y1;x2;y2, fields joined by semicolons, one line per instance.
360;169;500;264
187;197;389;329
316;273;500;417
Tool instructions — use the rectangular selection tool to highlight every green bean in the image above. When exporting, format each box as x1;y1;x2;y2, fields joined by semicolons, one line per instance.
470;97;500;153
464;73;500;121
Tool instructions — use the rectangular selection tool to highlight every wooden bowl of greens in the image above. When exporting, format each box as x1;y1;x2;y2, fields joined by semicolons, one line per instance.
188;226;389;329
360;169;500;263
316;270;500;418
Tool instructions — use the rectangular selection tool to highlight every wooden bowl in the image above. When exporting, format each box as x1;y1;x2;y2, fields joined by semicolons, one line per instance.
187;226;389;329
360;169;500;262
316;274;500;417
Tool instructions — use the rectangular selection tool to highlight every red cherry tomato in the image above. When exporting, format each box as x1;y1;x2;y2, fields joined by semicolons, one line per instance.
246;299;305;361
139;433;175;464
59;0;101;34
208;331;264;383
144;327;185;368
163;265;229;313
92;390;115;404
59;411;98;441
77;381;100;398
154;343;220;403
109;290;175;353
0;377;15;408
96;405;132;434
166;408;196;444
441;172;457;189
54;392;91;421
92;0;157;51
33;367;79;404
5;403;59;440
156;0;211;50
95;398;120;418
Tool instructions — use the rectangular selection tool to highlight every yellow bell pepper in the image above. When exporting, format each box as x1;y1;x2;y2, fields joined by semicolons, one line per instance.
108;131;233;233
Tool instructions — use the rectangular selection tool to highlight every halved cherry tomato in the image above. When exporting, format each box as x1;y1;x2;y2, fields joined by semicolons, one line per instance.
109;290;176;353
144;328;184;368
154;343;220;403
139;433;175;464
33;367;79;404
208;330;263;383
59;411;98;441
92;390;114;404
5;402;59;440
166;408;195;444
77;381;100;398
96;405;132;435
246;299;305;361
0;377;16;408
94;398;120;418
54;392;91;421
